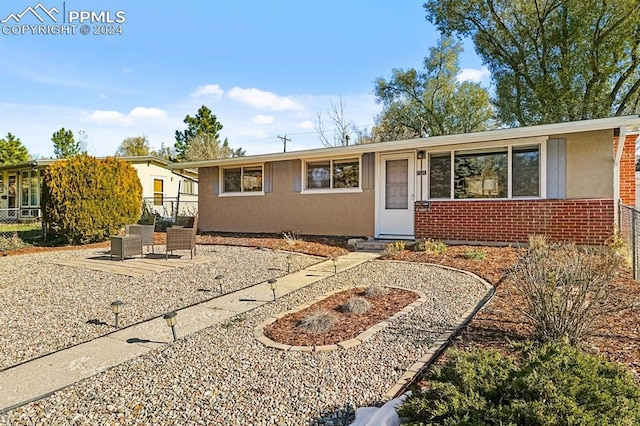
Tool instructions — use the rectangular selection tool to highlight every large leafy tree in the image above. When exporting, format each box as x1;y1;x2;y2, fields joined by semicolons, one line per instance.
183;134;245;161
174;105;245;160
0;132;29;164
374;37;494;141
116;136;151;156
150;142;176;161
52;128;84;158
425;0;640;126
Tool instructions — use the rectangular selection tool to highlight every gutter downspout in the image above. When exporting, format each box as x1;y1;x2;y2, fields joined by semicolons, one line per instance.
613;125;627;227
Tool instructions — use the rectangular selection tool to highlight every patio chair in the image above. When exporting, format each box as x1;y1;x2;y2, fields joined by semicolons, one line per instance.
165;215;198;259
126;223;155;254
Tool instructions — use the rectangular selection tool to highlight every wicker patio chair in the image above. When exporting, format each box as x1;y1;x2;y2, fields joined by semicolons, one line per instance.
126;223;155;254
165;215;198;259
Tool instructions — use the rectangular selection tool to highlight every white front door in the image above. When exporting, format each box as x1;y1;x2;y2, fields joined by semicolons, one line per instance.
376;152;415;239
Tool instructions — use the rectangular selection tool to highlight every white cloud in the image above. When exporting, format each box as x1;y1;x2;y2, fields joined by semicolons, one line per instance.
227;87;303;111
457;67;491;83
191;84;224;98
251;114;275;124
238;128;269;139
129;107;168;120
86;107;168;125
296;120;314;129
99;93;107;99
122;67;132;73
87;110;129;125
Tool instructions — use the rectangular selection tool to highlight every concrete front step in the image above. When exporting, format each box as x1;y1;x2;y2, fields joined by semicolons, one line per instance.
353;241;387;251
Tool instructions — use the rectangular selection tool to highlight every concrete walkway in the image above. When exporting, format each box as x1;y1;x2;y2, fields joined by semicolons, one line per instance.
0;252;379;413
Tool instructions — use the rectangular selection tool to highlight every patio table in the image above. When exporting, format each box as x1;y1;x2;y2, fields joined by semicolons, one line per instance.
110;235;142;261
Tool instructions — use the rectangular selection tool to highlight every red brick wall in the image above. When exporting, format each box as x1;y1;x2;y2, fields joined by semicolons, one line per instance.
414;199;614;245
615;134;637;207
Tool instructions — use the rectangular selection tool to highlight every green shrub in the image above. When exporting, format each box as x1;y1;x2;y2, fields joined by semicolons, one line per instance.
462;247;486;260
414;239;447;255
509;242;621;345
398;341;640;425
41;154;142;244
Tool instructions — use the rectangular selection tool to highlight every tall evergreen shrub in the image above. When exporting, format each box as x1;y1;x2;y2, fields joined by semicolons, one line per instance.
41;154;142;244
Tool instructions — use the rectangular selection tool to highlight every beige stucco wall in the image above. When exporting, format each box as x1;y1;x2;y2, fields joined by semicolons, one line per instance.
198;159;375;236
556;129;614;199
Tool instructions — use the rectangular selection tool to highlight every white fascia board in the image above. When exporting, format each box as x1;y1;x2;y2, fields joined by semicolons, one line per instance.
170;115;640;170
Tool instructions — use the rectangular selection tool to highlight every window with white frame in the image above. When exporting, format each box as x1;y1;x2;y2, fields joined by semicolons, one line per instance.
512;146;540;197
182;179;195;194
428;145;541;199
222;165;263;193
455;149;508;199
429;153;451;199
304;158;360;190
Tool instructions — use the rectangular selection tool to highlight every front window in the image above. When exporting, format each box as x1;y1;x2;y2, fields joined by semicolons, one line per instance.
20;170;39;207
454;150;507;199
305;158;360;190
429;153;451;198
428;145;541;199
512;146;540;197
222;165;263;193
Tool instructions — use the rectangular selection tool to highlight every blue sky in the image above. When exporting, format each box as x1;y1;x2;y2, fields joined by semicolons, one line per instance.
0;1;490;159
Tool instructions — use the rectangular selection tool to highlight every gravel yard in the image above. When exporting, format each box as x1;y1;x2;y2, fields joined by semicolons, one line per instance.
0;245;320;370
0;249;488;425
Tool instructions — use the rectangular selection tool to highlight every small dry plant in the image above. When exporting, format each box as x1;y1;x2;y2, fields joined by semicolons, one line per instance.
382;240;406;257
340;297;372;314
414;239;447;255
282;230;303;247
365;285;389;297
606;228;631;267
527;234;549;251
297;310;338;334
509;241;622;345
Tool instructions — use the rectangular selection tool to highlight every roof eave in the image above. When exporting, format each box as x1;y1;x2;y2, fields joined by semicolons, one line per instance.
168;115;640;170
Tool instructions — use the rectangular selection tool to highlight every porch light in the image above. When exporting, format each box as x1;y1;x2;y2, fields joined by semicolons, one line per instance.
215;274;224;294
110;300;123;328
286;255;292;274
163;311;178;341
268;278;277;301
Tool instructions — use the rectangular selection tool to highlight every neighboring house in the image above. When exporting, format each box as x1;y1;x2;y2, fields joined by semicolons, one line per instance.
172;116;639;246
0;156;198;222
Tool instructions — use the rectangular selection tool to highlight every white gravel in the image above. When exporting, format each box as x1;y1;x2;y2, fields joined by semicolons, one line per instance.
0;250;488;425
0;245;320;370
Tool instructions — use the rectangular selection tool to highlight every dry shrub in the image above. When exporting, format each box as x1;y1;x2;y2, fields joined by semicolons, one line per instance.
282;230;303;247
297;310;338;334
365;285;389;297
382;240;406;257
340;297;372;314
527;234;549;251
509;242;621;345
